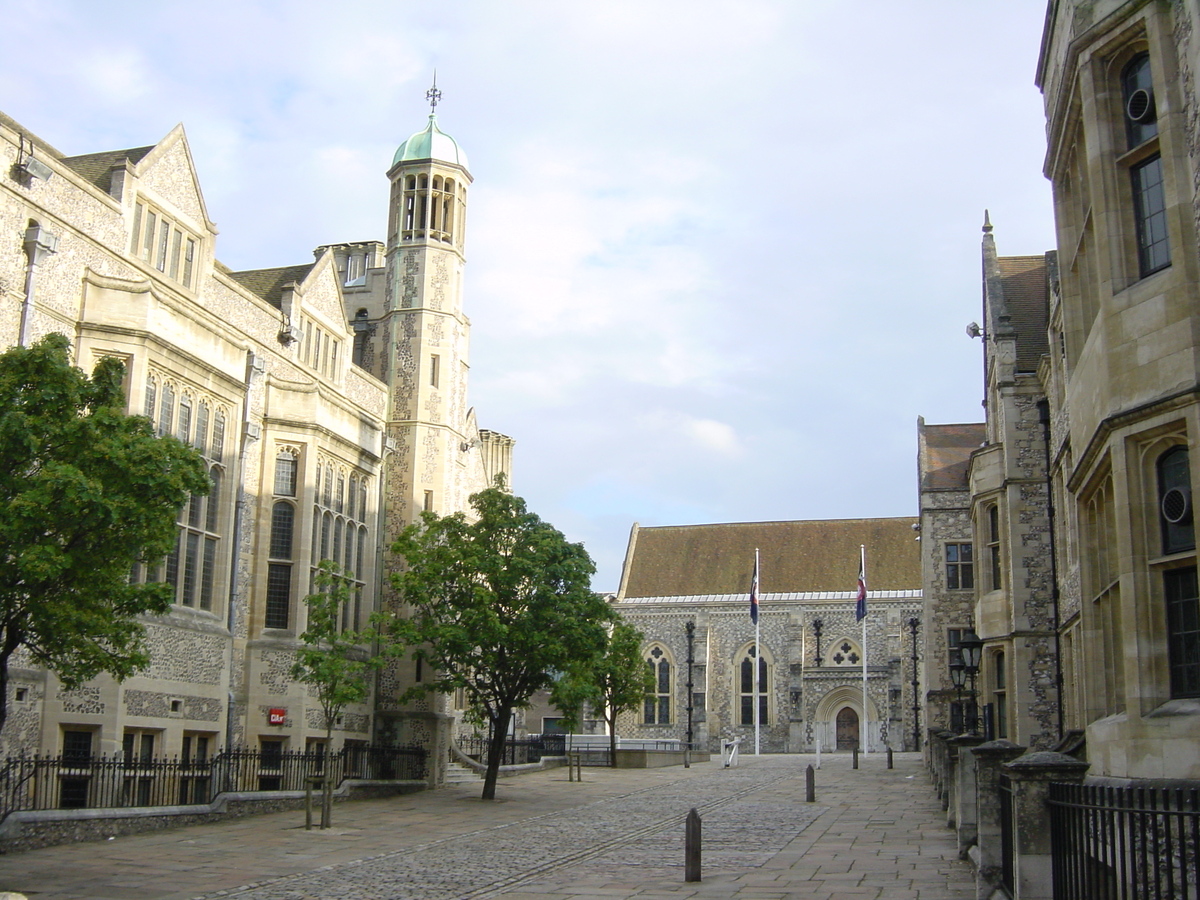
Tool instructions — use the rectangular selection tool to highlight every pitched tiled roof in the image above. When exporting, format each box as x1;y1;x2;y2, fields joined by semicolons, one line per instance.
60;146;154;192
920;422;985;491
228;264;314;309
620;518;920;599
997;255;1049;373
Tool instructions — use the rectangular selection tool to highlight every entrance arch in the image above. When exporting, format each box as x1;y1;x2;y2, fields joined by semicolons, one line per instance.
835;707;859;750
812;684;880;753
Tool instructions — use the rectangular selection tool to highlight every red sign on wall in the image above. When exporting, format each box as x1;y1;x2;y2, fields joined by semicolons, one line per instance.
268;708;286;725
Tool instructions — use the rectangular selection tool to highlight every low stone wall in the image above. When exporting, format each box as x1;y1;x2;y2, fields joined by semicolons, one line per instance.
0;780;426;854
614;749;712;768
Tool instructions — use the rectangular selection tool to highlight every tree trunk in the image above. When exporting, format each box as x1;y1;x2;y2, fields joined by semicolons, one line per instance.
482;708;511;800
608;709;618;767
322;718;335;828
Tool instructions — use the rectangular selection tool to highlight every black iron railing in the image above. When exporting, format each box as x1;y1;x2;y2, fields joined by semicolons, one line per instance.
999;774;1015;896
1049;782;1200;900
0;744;427;822
456;734;565;766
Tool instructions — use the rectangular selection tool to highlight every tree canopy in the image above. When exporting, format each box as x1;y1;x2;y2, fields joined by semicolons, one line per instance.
292;560;387;743
0;334;210;733
550;620;651;764
389;480;613;799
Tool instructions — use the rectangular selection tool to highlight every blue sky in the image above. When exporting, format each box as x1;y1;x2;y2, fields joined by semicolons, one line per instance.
0;0;1056;589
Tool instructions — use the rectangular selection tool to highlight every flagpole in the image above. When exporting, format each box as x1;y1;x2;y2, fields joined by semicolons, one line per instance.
861;544;869;753
754;547;761;756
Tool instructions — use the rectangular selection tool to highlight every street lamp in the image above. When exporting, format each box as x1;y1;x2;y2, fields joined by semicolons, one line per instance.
907;617;920;750
954;630;984;735
685;621;695;767
948;660;968;733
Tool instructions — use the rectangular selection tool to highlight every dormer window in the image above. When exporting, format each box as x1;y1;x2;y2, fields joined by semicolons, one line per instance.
130;199;198;289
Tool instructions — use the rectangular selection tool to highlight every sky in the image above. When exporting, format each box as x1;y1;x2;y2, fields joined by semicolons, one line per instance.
0;0;1057;591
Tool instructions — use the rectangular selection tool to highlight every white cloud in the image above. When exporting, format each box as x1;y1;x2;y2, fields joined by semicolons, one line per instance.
0;0;1056;589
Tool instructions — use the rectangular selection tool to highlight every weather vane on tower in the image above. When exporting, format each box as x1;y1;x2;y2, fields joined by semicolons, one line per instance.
426;73;442;114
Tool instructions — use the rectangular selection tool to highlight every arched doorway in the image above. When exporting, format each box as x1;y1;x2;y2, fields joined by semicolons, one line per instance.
835;707;859;751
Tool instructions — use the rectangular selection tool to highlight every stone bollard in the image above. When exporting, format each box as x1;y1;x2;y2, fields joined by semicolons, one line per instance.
1002;751;1089;900
685;808;702;882
887;746;893;769
944;737;962;828
972;739;1025;899
806;764;815;802
935;730;956;810
852;747;859;769
949;734;987;858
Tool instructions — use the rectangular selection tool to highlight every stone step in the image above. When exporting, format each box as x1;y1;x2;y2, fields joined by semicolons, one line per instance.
443;761;482;783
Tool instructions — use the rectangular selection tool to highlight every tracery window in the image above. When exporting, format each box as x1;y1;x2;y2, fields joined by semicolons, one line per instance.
311;457;371;632
643;645;671;725
136;372;227;613
738;646;769;726
265;501;294;629
830;640;861;667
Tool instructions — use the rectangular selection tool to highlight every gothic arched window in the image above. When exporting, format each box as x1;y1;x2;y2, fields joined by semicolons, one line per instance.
738;646;769;726
643;646;671;725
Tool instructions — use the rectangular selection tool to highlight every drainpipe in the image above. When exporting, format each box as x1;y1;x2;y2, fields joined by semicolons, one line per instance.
20;225;59;347
224;350;262;748
1036;398;1065;740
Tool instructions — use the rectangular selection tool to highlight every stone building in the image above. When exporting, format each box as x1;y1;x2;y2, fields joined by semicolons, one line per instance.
919;230;1062;752
916;419;986;738
0;103;508;770
612;519;923;753
1033;0;1200;781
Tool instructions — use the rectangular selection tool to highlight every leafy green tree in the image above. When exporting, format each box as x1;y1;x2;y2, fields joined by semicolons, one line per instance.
550;620;653;765
291;561;386;744
389;480;613;799
291;560;388;826
0;334;209;733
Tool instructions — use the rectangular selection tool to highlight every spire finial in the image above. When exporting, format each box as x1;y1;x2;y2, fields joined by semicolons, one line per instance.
982;209;993;234
426;71;442;114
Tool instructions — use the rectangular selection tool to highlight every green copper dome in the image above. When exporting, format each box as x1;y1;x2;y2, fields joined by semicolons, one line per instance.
392;115;469;170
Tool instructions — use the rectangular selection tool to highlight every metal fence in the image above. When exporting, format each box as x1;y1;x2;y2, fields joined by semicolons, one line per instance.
999;774;1015;896
1049;782;1200;900
0;744;427;822
456;734;565;766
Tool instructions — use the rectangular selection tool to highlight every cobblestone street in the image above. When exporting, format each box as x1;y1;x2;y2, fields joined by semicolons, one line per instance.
0;753;975;900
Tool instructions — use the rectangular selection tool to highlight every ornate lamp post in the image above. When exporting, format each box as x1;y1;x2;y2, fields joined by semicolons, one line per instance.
812;618;824;667
907;617;920;750
949;660;968;733
685;621;695;767
959;630;983;736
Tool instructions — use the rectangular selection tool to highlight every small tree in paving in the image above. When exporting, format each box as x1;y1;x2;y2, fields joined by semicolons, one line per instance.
291;560;387;827
389;479;613;800
551;620;652;765
0;334;209;734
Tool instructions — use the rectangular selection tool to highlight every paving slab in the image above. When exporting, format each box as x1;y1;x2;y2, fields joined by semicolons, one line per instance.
0;752;973;899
